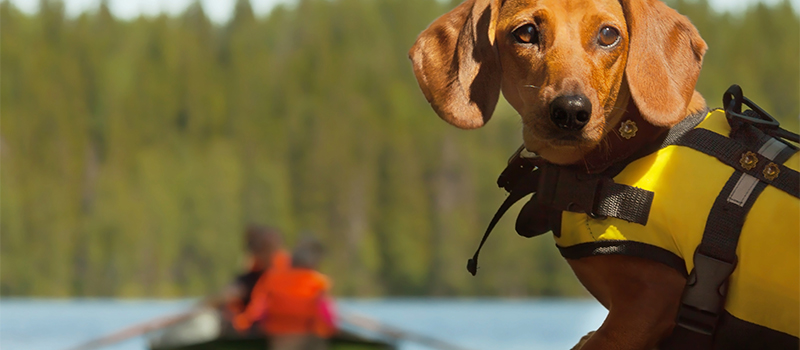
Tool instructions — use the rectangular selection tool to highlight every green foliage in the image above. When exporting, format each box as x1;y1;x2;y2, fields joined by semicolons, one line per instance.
1;0;797;297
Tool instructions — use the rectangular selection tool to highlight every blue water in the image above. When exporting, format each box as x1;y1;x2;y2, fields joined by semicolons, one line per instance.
0;298;607;350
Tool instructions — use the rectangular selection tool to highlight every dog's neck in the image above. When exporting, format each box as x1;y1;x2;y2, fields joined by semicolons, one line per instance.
575;98;669;174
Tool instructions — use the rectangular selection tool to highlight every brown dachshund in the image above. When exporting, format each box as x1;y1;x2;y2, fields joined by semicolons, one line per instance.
408;0;779;349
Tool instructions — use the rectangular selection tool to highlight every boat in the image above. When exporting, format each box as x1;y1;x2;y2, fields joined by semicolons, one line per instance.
147;308;397;350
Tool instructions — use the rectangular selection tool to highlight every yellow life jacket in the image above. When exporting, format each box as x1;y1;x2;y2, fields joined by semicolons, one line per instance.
556;109;800;341
467;87;800;349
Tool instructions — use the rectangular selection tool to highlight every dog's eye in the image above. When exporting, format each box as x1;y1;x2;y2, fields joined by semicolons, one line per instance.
597;26;620;47
512;24;539;44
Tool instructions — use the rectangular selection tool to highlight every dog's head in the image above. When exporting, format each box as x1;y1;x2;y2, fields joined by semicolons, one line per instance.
409;0;707;164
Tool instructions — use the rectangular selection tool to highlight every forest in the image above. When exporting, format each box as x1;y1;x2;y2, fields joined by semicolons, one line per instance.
1;0;797;298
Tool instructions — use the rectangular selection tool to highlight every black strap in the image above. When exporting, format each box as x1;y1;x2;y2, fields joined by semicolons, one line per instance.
665;131;797;349
676;129;799;199
534;164;653;224
595;182;654;224
559;240;688;277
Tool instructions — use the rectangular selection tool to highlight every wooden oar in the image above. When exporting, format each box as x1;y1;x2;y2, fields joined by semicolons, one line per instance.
338;311;476;350
64;306;210;350
66;303;474;350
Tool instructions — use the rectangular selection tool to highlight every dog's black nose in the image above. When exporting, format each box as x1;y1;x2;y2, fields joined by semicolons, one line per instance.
549;95;592;131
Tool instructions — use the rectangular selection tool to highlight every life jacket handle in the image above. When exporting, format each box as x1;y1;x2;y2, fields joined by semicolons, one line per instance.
723;84;799;143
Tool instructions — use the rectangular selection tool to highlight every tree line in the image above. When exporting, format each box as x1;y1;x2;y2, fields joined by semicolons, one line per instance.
1;0;797;297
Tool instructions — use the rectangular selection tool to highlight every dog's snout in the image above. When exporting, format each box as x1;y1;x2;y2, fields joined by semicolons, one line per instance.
549;95;592;131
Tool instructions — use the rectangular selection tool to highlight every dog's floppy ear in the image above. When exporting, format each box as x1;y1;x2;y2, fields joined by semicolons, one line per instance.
409;0;502;129
621;0;707;127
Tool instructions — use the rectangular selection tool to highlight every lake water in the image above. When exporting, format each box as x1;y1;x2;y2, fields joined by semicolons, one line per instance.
0;298;607;350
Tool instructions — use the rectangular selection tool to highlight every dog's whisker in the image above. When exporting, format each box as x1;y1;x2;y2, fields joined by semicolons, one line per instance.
594;123;613;158
606;125;617;155
523;85;541;89
603;137;612;157
576;142;594;172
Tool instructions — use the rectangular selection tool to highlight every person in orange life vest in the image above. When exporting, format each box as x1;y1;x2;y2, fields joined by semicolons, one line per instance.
234;236;336;350
213;225;291;317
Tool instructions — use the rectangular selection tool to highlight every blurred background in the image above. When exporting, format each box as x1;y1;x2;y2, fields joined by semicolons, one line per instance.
0;0;798;348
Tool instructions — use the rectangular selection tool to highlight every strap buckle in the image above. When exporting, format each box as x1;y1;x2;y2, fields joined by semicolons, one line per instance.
497;145;543;192
676;249;738;335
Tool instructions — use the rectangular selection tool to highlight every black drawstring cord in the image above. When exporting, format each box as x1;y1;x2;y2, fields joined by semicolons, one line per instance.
467;169;539;276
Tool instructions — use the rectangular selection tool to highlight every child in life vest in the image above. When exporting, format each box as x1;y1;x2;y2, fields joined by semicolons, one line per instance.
232;226;291;312
234;236;336;350
213;225;291;319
